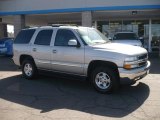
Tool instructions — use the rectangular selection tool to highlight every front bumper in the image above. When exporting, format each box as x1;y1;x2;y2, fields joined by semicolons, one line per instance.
0;47;7;54
118;61;150;84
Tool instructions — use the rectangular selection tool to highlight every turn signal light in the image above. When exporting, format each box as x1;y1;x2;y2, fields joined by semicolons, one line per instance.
123;64;131;69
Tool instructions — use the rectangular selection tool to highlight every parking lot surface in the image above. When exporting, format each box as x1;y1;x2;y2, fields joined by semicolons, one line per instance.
0;56;160;120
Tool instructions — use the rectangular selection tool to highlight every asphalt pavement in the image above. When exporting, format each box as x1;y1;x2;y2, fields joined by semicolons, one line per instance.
0;56;160;120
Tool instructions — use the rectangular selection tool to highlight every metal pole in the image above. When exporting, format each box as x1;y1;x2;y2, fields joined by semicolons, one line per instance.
149;19;152;53
94;21;97;28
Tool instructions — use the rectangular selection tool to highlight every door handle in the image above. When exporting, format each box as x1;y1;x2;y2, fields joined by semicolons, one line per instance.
52;50;57;53
33;48;37;52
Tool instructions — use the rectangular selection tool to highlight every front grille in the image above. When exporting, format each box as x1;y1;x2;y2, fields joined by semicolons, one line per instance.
137;53;148;67
138;54;148;60
138;61;147;67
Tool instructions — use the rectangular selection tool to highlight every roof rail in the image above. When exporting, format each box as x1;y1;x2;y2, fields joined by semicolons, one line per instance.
26;24;79;29
39;26;52;28
49;24;78;27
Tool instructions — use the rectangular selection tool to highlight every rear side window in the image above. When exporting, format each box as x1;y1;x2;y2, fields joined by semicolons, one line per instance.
14;29;35;44
34;30;53;45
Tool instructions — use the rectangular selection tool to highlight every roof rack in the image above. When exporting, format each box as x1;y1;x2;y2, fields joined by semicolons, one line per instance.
26;24;80;29
49;24;78;27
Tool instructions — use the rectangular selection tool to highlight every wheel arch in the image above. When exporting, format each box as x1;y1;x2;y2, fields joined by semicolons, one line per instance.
87;60;120;80
19;54;35;65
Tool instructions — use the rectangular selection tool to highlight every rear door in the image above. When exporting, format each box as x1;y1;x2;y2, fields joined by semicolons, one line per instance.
51;29;85;75
31;29;53;70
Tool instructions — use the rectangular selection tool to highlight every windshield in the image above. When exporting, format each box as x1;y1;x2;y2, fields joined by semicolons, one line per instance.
113;33;138;40
77;28;110;45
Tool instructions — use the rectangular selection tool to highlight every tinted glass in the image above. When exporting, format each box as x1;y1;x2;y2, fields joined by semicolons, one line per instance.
114;33;138;40
14;29;35;44
55;29;77;46
34;30;53;45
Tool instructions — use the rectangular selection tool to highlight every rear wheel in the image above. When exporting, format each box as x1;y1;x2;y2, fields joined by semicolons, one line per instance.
91;67;119;93
22;59;37;79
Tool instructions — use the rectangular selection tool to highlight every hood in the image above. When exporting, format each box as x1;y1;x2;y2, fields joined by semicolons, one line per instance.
92;43;147;56
0;38;13;44
112;40;142;47
0;38;8;44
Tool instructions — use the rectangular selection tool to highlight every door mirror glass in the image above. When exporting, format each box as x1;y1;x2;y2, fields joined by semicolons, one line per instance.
68;39;78;46
139;37;143;40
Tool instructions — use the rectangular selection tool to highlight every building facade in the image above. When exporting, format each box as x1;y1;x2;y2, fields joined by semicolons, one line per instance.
0;0;160;52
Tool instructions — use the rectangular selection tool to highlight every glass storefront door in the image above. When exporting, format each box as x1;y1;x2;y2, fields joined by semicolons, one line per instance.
151;20;160;52
136;20;149;48
143;20;160;52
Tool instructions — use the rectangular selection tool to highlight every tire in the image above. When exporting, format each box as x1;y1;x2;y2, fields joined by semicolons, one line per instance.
91;67;119;93
22;59;37;79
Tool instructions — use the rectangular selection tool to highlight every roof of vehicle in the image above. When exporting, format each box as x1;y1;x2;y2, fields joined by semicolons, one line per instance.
22;25;93;30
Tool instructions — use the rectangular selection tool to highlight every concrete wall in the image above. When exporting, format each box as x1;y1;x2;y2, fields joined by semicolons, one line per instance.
0;0;160;12
0;23;7;38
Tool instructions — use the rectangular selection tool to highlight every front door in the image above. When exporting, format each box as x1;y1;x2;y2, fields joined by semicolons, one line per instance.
51;29;85;75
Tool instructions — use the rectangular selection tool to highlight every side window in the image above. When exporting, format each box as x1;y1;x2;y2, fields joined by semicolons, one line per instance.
34;30;53;45
55;29;78;46
14;29;35;44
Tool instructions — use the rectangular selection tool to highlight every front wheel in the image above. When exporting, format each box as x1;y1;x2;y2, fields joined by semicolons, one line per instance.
22;59;37;79
91;67;119;93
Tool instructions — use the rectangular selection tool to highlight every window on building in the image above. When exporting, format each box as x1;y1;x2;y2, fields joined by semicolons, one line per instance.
34;30;53;45
14;29;35;44
123;20;137;33
54;29;78;46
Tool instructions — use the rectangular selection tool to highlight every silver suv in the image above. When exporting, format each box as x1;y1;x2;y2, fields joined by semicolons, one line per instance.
112;32;142;47
13;26;150;93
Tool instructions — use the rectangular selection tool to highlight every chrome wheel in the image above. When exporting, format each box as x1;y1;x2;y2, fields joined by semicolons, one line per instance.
95;72;111;90
24;63;33;77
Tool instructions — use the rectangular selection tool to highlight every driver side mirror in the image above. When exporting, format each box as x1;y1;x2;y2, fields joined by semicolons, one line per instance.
139;37;143;40
68;39;80;47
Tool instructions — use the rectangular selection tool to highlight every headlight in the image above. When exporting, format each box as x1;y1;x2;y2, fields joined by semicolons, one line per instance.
125;56;138;62
124;56;139;69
